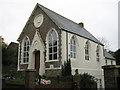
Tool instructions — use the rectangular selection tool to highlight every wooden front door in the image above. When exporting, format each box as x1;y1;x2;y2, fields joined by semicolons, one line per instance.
35;51;40;72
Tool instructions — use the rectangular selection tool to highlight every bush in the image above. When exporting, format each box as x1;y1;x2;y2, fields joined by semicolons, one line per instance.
80;73;97;88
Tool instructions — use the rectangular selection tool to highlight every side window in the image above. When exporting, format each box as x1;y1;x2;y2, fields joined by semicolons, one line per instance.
70;36;76;59
105;60;107;65
111;61;113;65
23;37;30;63
85;41;89;60
96;45;100;62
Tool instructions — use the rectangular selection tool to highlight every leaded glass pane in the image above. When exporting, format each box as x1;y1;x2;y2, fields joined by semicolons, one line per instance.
52;31;57;39
49;47;52;53
53;53;57;59
53;40;57;45
49;34;52;46
74;53;76;58
49;54;52;60
54;47;57;52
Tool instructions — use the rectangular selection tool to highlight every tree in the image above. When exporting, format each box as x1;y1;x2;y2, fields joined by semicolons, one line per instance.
2;41;18;77
2;43;18;67
2;42;10;66
97;37;110;50
114;49;120;65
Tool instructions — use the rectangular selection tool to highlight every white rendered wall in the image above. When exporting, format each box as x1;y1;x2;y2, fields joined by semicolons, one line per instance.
61;30;105;88
105;59;116;65
61;31;67;64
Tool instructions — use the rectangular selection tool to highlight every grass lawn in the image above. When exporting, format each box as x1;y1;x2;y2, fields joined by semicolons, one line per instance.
6;78;25;85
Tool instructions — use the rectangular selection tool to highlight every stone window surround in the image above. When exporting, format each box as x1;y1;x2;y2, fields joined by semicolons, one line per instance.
21;36;30;64
46;28;59;62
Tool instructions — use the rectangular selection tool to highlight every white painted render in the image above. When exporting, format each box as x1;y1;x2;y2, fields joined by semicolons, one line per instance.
61;30;105;88
105;59;116;65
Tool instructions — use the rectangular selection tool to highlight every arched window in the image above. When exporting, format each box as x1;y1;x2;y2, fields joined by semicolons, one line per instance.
70;36;76;58
96;45;100;61
85;41;89;60
48;30;58;60
23;37;30;63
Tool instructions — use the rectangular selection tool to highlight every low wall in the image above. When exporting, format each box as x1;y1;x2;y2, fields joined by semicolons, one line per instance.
102;65;120;90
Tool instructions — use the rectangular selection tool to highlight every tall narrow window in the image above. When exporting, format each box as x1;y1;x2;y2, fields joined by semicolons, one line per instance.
48;30;58;60
96;45;100;62
111;61;113;65
85;41;89;60
105;60;107;65
70;36;76;58
23;37;30;63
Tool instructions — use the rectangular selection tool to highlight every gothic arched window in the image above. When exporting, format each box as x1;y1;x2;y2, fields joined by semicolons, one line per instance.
48;30;58;60
23;37;30;63
70;36;76;58
96;45;100;61
85;41;89;60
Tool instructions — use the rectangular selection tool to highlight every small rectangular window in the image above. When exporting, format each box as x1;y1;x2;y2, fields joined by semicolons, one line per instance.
111;61;113;65
105;60;107;65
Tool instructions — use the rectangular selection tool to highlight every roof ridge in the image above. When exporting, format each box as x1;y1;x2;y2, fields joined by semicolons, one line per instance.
104;49;115;60
37;3;102;45
37;3;80;26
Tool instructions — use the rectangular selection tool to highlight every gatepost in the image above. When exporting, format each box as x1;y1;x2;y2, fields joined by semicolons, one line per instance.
25;69;36;88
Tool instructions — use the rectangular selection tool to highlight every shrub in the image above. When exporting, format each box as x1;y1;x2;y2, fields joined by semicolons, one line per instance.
80;73;97;88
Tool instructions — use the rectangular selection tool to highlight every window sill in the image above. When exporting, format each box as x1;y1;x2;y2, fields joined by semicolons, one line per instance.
20;62;29;65
45;67;61;70
70;58;77;60
85;59;91;62
45;60;59;62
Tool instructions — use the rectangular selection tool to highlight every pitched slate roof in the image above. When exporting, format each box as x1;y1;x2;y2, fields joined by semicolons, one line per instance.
38;3;102;45
104;49;115;60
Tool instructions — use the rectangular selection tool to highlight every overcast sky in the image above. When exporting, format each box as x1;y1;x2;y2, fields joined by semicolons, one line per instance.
0;0;119;51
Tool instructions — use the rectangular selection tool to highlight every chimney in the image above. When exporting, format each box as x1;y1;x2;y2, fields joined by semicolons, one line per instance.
78;22;84;28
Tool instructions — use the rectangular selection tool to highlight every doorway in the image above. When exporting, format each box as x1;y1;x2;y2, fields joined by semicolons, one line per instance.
35;50;40;72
